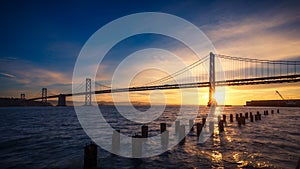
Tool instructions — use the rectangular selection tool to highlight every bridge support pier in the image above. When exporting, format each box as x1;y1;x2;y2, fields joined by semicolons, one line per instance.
57;94;66;106
208;52;216;106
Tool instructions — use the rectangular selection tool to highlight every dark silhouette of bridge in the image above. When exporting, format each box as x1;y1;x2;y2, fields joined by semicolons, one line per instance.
27;53;300;106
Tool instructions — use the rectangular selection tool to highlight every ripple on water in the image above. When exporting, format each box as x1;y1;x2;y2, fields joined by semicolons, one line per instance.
0;106;299;168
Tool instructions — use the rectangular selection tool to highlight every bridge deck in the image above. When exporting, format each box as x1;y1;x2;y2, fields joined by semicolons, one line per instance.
28;74;300;101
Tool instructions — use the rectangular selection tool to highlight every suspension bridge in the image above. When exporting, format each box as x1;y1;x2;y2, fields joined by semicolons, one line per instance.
26;53;300;106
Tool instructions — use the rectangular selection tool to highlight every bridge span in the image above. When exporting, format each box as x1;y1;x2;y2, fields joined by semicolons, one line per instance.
26;53;300;106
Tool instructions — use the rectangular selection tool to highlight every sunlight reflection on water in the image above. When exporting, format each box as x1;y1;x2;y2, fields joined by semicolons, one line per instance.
0;106;299;168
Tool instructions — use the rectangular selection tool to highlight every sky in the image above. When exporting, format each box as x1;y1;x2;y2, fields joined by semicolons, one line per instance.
1;0;300;105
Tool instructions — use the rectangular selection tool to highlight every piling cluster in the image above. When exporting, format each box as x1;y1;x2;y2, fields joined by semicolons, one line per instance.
83;108;280;168
218;109;280;131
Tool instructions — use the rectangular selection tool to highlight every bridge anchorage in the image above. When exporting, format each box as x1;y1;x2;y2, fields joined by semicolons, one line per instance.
27;52;300;106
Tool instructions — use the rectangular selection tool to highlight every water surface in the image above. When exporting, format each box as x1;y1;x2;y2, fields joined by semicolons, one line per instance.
0;106;299;168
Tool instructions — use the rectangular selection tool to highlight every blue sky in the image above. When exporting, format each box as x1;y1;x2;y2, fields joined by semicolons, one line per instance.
1;0;300;104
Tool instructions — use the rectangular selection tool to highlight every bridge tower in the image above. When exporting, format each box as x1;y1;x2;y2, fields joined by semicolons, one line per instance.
20;93;25;100
85;78;92;106
208;52;216;106
42;88;47;103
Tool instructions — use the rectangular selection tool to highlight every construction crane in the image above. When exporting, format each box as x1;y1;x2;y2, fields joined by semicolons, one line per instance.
275;90;296;105
275;90;285;100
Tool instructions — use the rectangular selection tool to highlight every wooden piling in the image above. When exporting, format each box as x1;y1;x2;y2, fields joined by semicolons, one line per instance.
132;135;143;158
241;116;246;125
245;112;248;119
218;120;224;132
217;115;221;122
236;114;239;121
296;156;300;169
160;123;166;133
112;130;120;154
189;119;194;131
209;121;214;133
179;125;185;145
250;114;253;122
175;120;180;134
230;114;233;122
84;143;97;169
277;109;280;113
196;123;203;137
254;115;258;121
161;130;169;147
202;118;206;125
271;110;274;114
141;125;148;138
222;114;226;123
237;117;242;126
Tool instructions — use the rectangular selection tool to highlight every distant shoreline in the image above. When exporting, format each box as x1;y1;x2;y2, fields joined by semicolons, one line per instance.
0;98;52;107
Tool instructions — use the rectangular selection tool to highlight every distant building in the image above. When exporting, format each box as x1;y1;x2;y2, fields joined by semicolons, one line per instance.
246;99;300;107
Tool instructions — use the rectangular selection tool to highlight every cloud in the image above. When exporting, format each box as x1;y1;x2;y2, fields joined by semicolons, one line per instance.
201;9;300;60
0;59;74;97
0;72;15;78
19;68;70;86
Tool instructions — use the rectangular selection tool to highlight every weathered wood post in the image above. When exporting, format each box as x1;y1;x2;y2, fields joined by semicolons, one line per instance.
218;120;224;132
296;156;300;169
218;115;221;122
175;120;180;134
161;130;169;147
245;112;248;119
209;121;214;134
230;114;233;122
160;123;166;133
112;130;120;154
132;135;143;158
179;125;186;145
189;119;194;132
241;116;246;125
141;125;148;138
237;117;242;126
202;118;206;125
250;114;254;122
222;114;226;123
84;143;97;169
196;123;203;137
